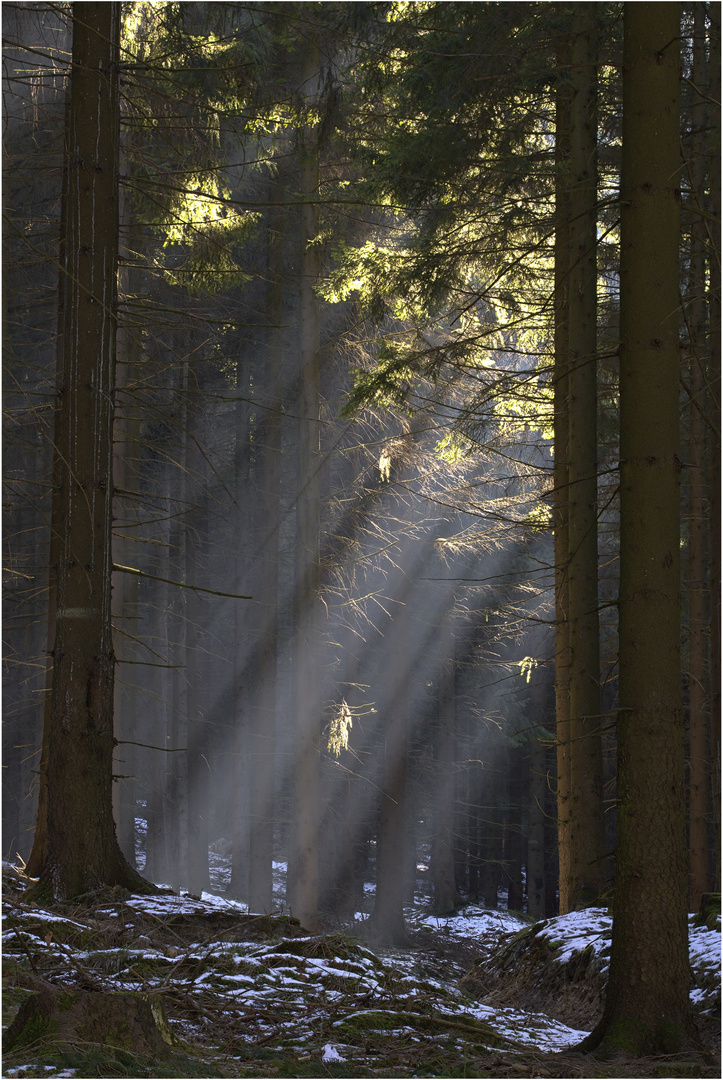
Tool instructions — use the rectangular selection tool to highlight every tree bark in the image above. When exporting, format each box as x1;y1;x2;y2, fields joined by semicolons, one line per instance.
25;91;71;879
35;2;152;899
707;0;721;895
686;2;711;912
554;20;573;916
566;3;606;908
581;3;699;1054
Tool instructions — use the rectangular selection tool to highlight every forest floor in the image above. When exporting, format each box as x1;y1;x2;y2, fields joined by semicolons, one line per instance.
1;861;720;1080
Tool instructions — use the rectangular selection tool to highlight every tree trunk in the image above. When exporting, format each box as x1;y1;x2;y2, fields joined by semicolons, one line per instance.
25;91;71;879
229;344;253;902
686;3;711;912
186;422;209;897
287;48;322;931
248;193;285;914
566;4;606;908
36;2;152;900
581;4;699;1054
553;21;573;916
527;736;547;918
505;744;524;912
707;0;721;895
482;752;502;910
431;634;458;915
367;555;412;946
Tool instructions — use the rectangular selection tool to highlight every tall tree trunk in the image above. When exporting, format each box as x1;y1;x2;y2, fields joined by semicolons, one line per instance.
582;4;699;1054
248;194;285;914
229;346;253;902
168;505;188;894
554;23;573;915
25;91;71;878
185;380;209;897
111;254;143;869
686;2;711;911
287;48;322;931
707;0;721;894
566;4;606;907
35;2;151;899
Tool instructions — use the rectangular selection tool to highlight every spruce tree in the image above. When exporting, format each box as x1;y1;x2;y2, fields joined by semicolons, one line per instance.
581;3;700;1054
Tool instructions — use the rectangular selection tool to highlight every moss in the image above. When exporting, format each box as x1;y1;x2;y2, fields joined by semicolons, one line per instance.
3;988;63;1051
336;1009;413;1036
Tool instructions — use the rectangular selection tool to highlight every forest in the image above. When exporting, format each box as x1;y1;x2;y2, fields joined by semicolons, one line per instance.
2;1;721;1076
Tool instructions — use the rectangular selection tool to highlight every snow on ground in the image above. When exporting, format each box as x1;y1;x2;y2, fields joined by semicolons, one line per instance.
414;901;721;1022
536;907;613;965
4;858;720;1074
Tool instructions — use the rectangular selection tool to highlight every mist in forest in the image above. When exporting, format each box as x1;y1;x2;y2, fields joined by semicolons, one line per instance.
0;1;583;931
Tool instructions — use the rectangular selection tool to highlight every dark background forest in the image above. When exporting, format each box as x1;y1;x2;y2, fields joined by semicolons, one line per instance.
2;0;720;1064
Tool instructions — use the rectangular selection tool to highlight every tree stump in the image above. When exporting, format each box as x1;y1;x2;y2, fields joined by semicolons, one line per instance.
4;987;176;1060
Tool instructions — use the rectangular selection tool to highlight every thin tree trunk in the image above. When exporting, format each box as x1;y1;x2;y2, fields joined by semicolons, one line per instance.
432;631;458;915
229;344;253;902
566;4;606;908
186;399;209;897
554;23;573;915
111;256;143;869
248;194;285;914
527;736;547;918
367;498;414;945
707;0;721;894
582;4;699;1054
505;744;524;912
168;505;188;894
288;48;322;931
482;751;502;909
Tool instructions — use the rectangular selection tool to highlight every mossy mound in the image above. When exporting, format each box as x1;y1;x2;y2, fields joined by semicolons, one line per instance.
462;919;608;1031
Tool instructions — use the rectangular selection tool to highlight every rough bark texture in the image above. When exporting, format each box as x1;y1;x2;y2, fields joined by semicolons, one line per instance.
581;3;698;1056
553;23;573;916
566;4;606;908
25;94;71;879
5;988;175;1059
686;2;712;911
37;3;152;900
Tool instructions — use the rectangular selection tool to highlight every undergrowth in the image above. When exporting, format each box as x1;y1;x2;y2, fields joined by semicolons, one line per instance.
2;866;719;1079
